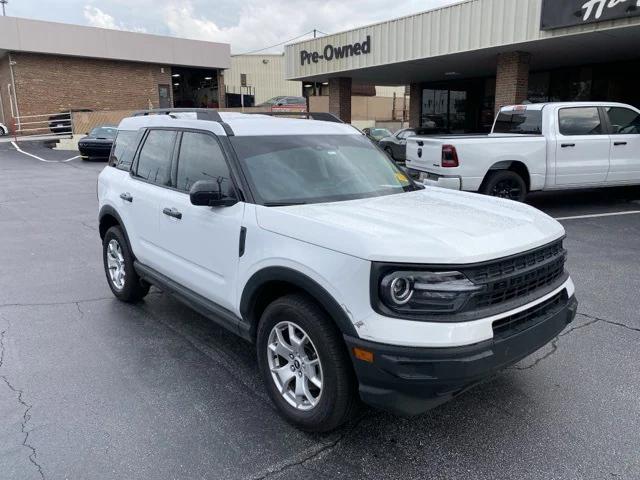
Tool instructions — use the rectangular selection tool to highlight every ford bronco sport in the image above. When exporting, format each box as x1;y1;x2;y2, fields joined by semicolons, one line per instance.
98;109;577;431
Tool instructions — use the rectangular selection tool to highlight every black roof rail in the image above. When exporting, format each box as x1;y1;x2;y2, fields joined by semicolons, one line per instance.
131;108;234;136
244;111;344;124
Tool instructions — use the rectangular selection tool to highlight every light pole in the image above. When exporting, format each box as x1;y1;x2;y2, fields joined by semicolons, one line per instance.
0;0;7;16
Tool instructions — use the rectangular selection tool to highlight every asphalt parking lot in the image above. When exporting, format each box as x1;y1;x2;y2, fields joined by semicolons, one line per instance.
0;141;639;480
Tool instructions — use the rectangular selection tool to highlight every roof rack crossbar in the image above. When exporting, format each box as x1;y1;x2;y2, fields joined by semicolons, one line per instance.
131;108;234;136
244;111;344;124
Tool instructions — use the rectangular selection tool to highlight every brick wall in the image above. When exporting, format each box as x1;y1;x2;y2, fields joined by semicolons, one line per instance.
495;51;531;111
9;52;172;117
0;54;13;128
328;77;352;123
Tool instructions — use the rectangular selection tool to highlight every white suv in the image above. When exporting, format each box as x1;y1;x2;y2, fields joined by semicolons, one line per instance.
97;109;578;431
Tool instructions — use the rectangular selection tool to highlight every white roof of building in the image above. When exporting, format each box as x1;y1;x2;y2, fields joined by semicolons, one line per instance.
0;16;230;69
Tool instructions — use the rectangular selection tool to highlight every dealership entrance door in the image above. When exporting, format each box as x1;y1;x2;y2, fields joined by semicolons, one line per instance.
421;79;489;133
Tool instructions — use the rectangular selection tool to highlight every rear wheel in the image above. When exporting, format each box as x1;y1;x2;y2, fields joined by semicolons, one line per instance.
481;170;527;202
256;294;357;432
102;226;150;302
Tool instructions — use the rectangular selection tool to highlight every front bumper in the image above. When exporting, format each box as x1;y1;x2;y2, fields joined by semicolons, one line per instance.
78;144;111;159
345;295;578;416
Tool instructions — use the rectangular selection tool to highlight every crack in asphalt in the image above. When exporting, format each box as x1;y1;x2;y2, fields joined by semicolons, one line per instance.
513;311;639;371
246;412;370;480
577;311;640;334
0;297;113;309
0;328;45;479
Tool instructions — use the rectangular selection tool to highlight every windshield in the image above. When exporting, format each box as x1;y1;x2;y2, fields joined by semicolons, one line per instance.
231;134;416;205
90;126;117;138
261;97;286;106
493;110;542;135
370;128;392;139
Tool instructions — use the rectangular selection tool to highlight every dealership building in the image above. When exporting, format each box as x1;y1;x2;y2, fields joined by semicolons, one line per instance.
285;0;640;131
0;16;230;128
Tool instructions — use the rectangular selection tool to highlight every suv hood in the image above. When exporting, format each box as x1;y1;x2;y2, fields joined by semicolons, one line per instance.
255;188;565;264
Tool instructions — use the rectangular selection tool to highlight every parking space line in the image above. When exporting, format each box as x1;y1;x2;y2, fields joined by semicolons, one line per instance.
11;141;79;163
554;210;640;221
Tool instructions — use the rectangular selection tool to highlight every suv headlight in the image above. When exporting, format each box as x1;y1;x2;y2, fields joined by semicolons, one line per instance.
378;270;483;315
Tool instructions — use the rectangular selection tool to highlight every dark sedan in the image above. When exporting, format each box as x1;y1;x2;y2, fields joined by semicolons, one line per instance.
362;127;393;143
78;126;117;161
378;127;436;163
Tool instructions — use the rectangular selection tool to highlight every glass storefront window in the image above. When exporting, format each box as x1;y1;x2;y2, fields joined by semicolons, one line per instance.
421;88;467;133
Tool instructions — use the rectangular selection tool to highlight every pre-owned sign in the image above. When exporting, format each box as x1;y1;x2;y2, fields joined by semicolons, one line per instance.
541;0;640;30
300;36;371;66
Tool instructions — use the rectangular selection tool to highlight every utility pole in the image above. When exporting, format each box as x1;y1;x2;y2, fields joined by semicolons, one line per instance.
1;0;7;16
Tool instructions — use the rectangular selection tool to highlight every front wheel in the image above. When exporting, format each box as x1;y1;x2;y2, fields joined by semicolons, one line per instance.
256;294;357;432
102;226;150;302
480;170;527;202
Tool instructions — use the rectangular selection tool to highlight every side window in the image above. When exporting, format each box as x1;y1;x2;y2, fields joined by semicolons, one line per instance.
176;132;231;192
135;129;177;186
109;130;138;170
558;108;603;136
606;107;640;135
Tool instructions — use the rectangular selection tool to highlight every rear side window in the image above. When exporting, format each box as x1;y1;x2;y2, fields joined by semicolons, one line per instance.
493;110;542;134
558;108;603;136
175;132;231;192
109;130;138;170
606;107;640;135
135;129;177;186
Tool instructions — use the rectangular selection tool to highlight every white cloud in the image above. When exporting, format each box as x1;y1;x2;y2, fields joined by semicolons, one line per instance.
162;0;458;53
83;5;118;29
83;5;147;32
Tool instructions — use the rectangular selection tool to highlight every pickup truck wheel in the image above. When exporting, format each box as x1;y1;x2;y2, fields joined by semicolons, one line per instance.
257;294;357;432
481;170;527;202
102;226;150;302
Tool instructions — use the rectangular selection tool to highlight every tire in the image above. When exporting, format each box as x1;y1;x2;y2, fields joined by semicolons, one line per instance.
480;170;528;202
256;294;358;432
102;226;150;302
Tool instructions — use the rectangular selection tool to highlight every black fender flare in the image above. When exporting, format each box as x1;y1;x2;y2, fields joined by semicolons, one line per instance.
98;205;132;248
240;266;358;338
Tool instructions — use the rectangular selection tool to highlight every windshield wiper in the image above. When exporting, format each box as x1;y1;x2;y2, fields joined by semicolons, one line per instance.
263;201;308;207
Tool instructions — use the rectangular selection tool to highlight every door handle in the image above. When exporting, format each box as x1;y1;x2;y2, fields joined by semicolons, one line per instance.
119;192;133;202
614;141;627;146
162;207;182;220
561;143;576;148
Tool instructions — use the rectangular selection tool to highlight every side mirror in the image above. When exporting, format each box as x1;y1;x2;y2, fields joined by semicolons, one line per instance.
189;180;238;207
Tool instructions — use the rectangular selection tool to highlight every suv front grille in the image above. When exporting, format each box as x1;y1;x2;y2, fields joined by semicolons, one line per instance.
492;291;567;340
463;240;567;310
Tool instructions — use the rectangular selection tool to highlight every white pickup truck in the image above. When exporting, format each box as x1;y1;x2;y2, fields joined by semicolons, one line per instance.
406;102;640;201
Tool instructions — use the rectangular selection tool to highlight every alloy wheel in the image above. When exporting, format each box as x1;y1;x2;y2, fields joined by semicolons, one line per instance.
491;179;522;200
267;321;323;411
106;239;126;290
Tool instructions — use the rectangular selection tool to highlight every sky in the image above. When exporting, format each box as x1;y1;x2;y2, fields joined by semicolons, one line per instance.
4;0;460;53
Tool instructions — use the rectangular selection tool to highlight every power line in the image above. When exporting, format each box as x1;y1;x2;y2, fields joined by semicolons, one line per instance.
234;29;329;56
